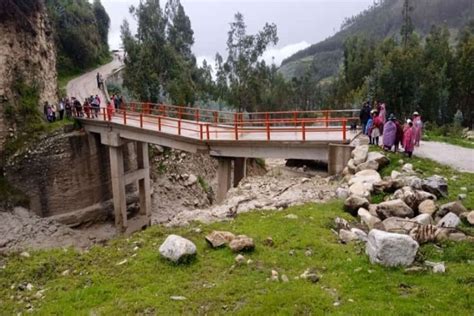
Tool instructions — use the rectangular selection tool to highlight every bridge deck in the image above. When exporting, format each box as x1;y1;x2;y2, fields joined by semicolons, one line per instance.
79;103;358;159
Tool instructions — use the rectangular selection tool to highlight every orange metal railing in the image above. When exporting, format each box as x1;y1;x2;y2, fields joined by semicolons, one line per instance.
85;102;357;142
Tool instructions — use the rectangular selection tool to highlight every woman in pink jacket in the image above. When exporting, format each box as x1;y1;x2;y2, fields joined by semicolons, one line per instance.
412;112;423;146
403;119;415;158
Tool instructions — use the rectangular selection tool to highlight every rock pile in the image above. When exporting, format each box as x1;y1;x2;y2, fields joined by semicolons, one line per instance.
205;230;255;252
166;173;336;227
335;145;473;267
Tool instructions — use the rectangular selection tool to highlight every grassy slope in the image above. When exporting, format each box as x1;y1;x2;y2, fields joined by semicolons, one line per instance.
1;153;473;315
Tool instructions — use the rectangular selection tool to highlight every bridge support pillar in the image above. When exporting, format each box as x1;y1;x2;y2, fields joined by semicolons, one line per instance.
328;143;354;175
216;157;232;203
109;145;128;232
233;157;247;187
105;132;151;234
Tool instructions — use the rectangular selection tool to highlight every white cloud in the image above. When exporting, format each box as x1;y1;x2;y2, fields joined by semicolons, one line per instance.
261;41;310;66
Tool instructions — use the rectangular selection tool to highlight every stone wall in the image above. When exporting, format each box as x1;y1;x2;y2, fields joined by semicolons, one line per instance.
0;1;57;150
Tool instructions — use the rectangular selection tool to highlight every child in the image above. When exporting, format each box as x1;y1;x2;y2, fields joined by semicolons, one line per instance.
371;110;383;146
365;114;374;144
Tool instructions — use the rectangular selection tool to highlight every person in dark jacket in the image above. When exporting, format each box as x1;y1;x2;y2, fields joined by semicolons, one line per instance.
359;102;371;133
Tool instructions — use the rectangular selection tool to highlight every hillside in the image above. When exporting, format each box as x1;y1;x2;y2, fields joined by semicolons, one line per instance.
279;0;474;80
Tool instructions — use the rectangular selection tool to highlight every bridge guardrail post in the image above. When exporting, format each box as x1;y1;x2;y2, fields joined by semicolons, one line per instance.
140;113;143;128
123;110;127;125
158;116;161;131
325;110;329;128
302;121;306;141
234;122;239;140
206;124;210;140
343;119;347;141
178;120;182;136
266;121;270;141
199;124;203;140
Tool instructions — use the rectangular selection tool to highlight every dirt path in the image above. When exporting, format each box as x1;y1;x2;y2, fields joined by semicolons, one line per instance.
414;140;474;173
66;57;122;102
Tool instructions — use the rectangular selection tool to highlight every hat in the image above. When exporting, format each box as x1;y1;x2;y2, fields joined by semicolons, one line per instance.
371;109;378;114
406;119;412;124
389;113;396;120
413;111;419;116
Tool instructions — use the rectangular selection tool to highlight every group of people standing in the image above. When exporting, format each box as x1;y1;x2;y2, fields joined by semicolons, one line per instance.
359;101;423;158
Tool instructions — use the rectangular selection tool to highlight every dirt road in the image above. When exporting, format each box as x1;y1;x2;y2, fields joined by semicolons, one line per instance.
414;141;474;173
66;57;122;102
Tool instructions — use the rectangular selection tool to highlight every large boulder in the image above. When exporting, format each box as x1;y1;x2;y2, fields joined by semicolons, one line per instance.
349;169;382;190
366;152;390;168
381;217;417;234
418;200;438;216
436;201;468;218
437;212;461;228
205;231;235;248
349;182;371;198
229;235;255;252
422;175;448;198
159;235;197;263
366;229;419;267
344;196;370;216
335;187;350;199
358;208;381;229
356;160;379;172
393;187;436;210
352;145;369;165
376;199;414;220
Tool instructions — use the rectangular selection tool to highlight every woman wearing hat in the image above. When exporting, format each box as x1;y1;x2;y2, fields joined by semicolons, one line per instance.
383;114;397;151
370;110;383;146
412;112;423;146
403;119;416;157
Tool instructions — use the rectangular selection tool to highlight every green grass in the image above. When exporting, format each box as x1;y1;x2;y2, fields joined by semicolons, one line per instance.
1;201;473;315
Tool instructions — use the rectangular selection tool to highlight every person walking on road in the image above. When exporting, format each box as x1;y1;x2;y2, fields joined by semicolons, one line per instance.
58;98;65;120
96;72;101;89
413;112;423;147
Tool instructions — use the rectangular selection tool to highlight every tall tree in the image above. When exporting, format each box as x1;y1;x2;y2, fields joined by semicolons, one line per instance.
220;12;278;112
165;0;194;61
93;0;110;51
401;0;414;49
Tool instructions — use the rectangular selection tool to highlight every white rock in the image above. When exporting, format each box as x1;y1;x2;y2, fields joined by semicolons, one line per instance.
285;214;298;219
352;145;369;165
402;163;414;173
271;270;279;281
376;199;414;219
349;182;371;198
185;174;198;186
356;160;379;172
26;283;34;291
335;187;350;199
281;274;289;283
170;296;187;301
349;169;382;189
351;228;368;242
366;151;390;167
339;229;358;243
391;170;401;179
437;212;461;228
381;217;416;234
366;229;419;267
235;254;245;264
467;211;474;225
412;214;433;226
20;252;30;258
418;200;438;216
358;208;381;229
159;235;197;263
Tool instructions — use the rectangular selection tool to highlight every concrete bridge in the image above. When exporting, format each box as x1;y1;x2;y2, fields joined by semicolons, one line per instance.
78;103;358;233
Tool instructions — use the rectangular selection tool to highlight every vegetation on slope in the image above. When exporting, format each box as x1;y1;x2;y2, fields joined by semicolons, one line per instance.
280;0;474;81
1;154;473;314
45;0;111;79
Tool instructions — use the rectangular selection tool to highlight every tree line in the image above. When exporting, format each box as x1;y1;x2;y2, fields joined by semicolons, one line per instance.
120;0;473;127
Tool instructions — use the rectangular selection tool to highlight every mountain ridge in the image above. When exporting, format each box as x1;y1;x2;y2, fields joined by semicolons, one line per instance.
279;0;474;80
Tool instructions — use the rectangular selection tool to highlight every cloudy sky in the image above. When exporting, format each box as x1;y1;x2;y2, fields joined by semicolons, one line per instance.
101;0;373;66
